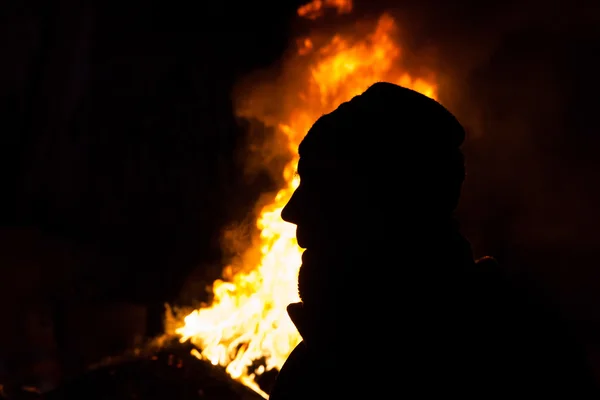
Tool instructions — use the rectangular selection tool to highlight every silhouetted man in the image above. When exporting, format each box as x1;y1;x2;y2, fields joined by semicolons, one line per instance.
269;82;598;399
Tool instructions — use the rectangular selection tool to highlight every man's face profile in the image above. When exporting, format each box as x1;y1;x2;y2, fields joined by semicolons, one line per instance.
281;153;359;307
281;156;353;253
279;82;467;305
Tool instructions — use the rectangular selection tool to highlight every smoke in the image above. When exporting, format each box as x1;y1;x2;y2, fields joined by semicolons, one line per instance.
365;0;600;311
234;0;600;256
225;0;600;314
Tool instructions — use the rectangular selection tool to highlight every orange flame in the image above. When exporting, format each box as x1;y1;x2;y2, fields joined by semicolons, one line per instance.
298;0;353;20
171;4;437;398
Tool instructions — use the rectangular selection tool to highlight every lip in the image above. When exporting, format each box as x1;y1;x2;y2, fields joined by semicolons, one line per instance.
297;238;308;249
295;227;308;249
301;248;311;263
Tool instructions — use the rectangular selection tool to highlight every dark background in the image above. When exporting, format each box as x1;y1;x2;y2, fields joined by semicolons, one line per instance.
1;0;599;390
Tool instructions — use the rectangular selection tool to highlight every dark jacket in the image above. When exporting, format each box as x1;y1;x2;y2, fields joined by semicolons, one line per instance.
270;256;599;399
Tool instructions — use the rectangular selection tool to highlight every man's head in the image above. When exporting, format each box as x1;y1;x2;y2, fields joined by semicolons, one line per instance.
281;82;466;307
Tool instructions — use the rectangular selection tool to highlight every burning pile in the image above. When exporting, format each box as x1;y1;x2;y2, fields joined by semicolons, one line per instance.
170;0;437;397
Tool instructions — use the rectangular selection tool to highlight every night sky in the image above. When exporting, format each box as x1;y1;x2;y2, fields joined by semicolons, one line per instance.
1;0;600;385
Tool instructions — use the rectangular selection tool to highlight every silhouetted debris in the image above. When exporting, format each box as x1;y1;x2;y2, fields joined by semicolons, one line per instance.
39;339;264;400
0;385;42;400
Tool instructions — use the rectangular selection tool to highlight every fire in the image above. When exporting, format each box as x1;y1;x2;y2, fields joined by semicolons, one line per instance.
171;1;437;397
297;0;352;19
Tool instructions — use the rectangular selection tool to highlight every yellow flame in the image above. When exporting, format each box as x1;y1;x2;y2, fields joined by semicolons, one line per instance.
172;5;437;398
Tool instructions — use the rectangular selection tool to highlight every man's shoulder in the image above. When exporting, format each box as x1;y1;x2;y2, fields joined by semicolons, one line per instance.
269;342;310;400
473;255;505;280
475;255;500;268
473;256;586;350
470;255;546;313
469;256;515;298
473;257;598;394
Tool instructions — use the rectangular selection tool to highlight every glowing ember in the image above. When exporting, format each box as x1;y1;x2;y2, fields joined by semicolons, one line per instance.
298;0;353;20
171;1;437;397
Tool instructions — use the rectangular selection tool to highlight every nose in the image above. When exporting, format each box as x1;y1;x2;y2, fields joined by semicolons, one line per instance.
281;189;300;224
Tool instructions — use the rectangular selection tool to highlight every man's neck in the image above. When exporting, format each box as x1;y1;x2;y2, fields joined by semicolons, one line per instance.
291;226;475;351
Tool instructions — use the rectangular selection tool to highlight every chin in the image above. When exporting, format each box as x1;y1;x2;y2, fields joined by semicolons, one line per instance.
297;249;322;302
297;247;343;304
